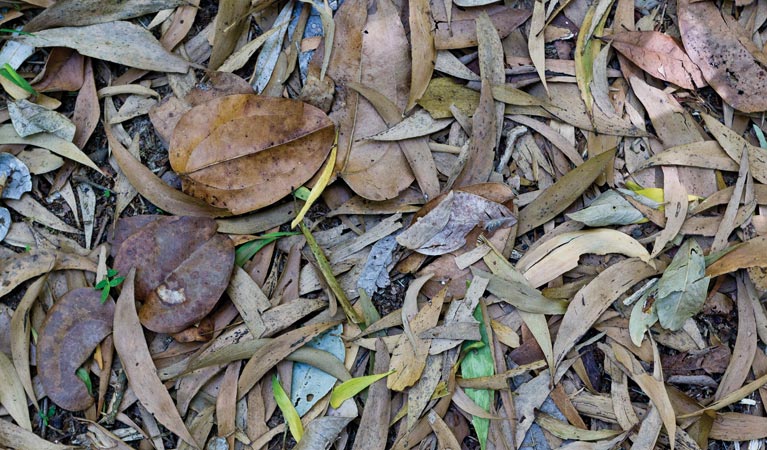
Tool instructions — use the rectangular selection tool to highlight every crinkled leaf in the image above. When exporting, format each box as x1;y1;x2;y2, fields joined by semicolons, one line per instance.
397;191;515;255
8;99;76;141
0;152;32;200
655;239;709;331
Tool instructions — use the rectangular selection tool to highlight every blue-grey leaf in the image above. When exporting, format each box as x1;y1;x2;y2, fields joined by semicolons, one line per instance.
357;234;397;296
0;207;10;242
0;153;32;200
291;324;345;416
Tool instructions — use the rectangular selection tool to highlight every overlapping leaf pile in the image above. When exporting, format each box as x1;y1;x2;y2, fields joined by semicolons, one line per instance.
3;0;767;449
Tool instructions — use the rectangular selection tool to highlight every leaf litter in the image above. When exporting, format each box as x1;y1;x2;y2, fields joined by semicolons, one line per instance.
3;0;767;449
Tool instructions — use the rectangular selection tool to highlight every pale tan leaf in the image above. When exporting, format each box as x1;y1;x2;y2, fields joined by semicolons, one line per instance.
5;193;79;234
407;0;436;111
16;22;190;73
650;167;687;257
0;418;73;450
0;352;31;430
113;270;199;449
528;0;548;92
0;124;101;173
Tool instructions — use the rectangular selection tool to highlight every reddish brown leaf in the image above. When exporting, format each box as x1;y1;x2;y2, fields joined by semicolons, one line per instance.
37;288;114;411
31;48;85;93
606;31;706;90
679;0;767;112
169;95;334;214
112;215;234;334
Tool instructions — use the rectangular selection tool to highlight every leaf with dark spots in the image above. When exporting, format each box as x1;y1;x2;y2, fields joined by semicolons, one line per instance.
37;288;114;411
112;215;235;333
169;94;335;214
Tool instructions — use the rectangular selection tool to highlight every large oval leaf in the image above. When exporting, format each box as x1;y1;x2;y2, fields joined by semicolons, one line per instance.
169;95;334;214
112;215;234;333
37;288;114;411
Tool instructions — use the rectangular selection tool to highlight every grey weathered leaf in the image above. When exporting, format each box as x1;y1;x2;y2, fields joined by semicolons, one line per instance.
566;190;644;227
15;22;190;73
0;153;32;200
291;325;345;416
0;207;9;242
397;191;515;255
23;0;186;32
294;416;354;450
628;280;660;346
8;99;76;141
357;234;398;296
655;239;709;330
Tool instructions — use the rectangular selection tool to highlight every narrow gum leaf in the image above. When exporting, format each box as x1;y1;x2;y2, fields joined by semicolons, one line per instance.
329;369;395;408
272;375;304;442
291;138;337;228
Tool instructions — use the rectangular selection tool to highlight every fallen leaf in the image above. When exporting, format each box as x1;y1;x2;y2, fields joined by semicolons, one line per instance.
112;215;235;333
8;99;76;141
654;239;709;331
208;0;251;70
0;152;32;200
273;375;303;442
407;0;435;111
606;31;706;89
351;338;391;450
714;274;756;401
293;416;354;450
16;22;190;73
0;351;31;430
0;418;73;450
113;270;199;449
679;0;767;112
396;191;515;255
169;95;334;214
37;288;114;411
0;124;101;173
291;325;345;415
105;113;232;217
30;48;84;93
517;229;651;287
434;7;531;49
517;148;616;233
566;190;644;226
23;0;186;32
528;0;548;92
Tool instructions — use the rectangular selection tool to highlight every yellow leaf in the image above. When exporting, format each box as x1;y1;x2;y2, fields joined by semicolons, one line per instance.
330;369;395;408
272;375;303;442
291;132;338;229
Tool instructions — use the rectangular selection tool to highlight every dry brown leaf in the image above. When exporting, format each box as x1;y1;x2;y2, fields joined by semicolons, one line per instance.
407;0;436;111
606;31;706;89
635;141;738;172
105;109;231;217
31;48;85;93
112;215;234;333
651;167;687;257
351;338;390;450
679;0;767;112
339;0;414;200
528;0;548;92
434;7;531;49
714;274;757;401
208;0;250;70
16;22;190;73
453;80;497;187
114;269;199;449
553;259;661;376
701;113;767;185
37;288;114;411
0;250;56;298
0;352;31;431
237;321;339;399
706;235;767;277
517;148;616;233
23;0;186;32
710;413;767;441
169;95;334;213
9;275;46;410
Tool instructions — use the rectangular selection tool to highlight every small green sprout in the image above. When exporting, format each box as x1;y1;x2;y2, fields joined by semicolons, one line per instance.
75;367;93;396
38;405;55;428
94;268;125;303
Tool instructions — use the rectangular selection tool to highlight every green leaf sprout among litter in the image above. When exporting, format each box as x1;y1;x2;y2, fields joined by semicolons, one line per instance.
234;231;298;267
329;369;395;408
37;405;55;428
94;268;124;304
460;306;495;450
0;63;37;95
75;367;93;396
272;375;303;443
293;186;311;201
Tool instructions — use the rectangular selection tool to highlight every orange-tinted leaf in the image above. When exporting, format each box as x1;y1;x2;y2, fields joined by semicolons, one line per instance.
112;215;234;333
31;48;85;93
169;95;334;214
37;288;114;411
679;0;767;112
607;31;706;89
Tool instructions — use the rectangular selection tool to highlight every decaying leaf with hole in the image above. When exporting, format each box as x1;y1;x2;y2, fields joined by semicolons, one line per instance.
397;190;515;255
169;95;334;214
112;215;234;333
37;288;114;411
0;152;32;200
